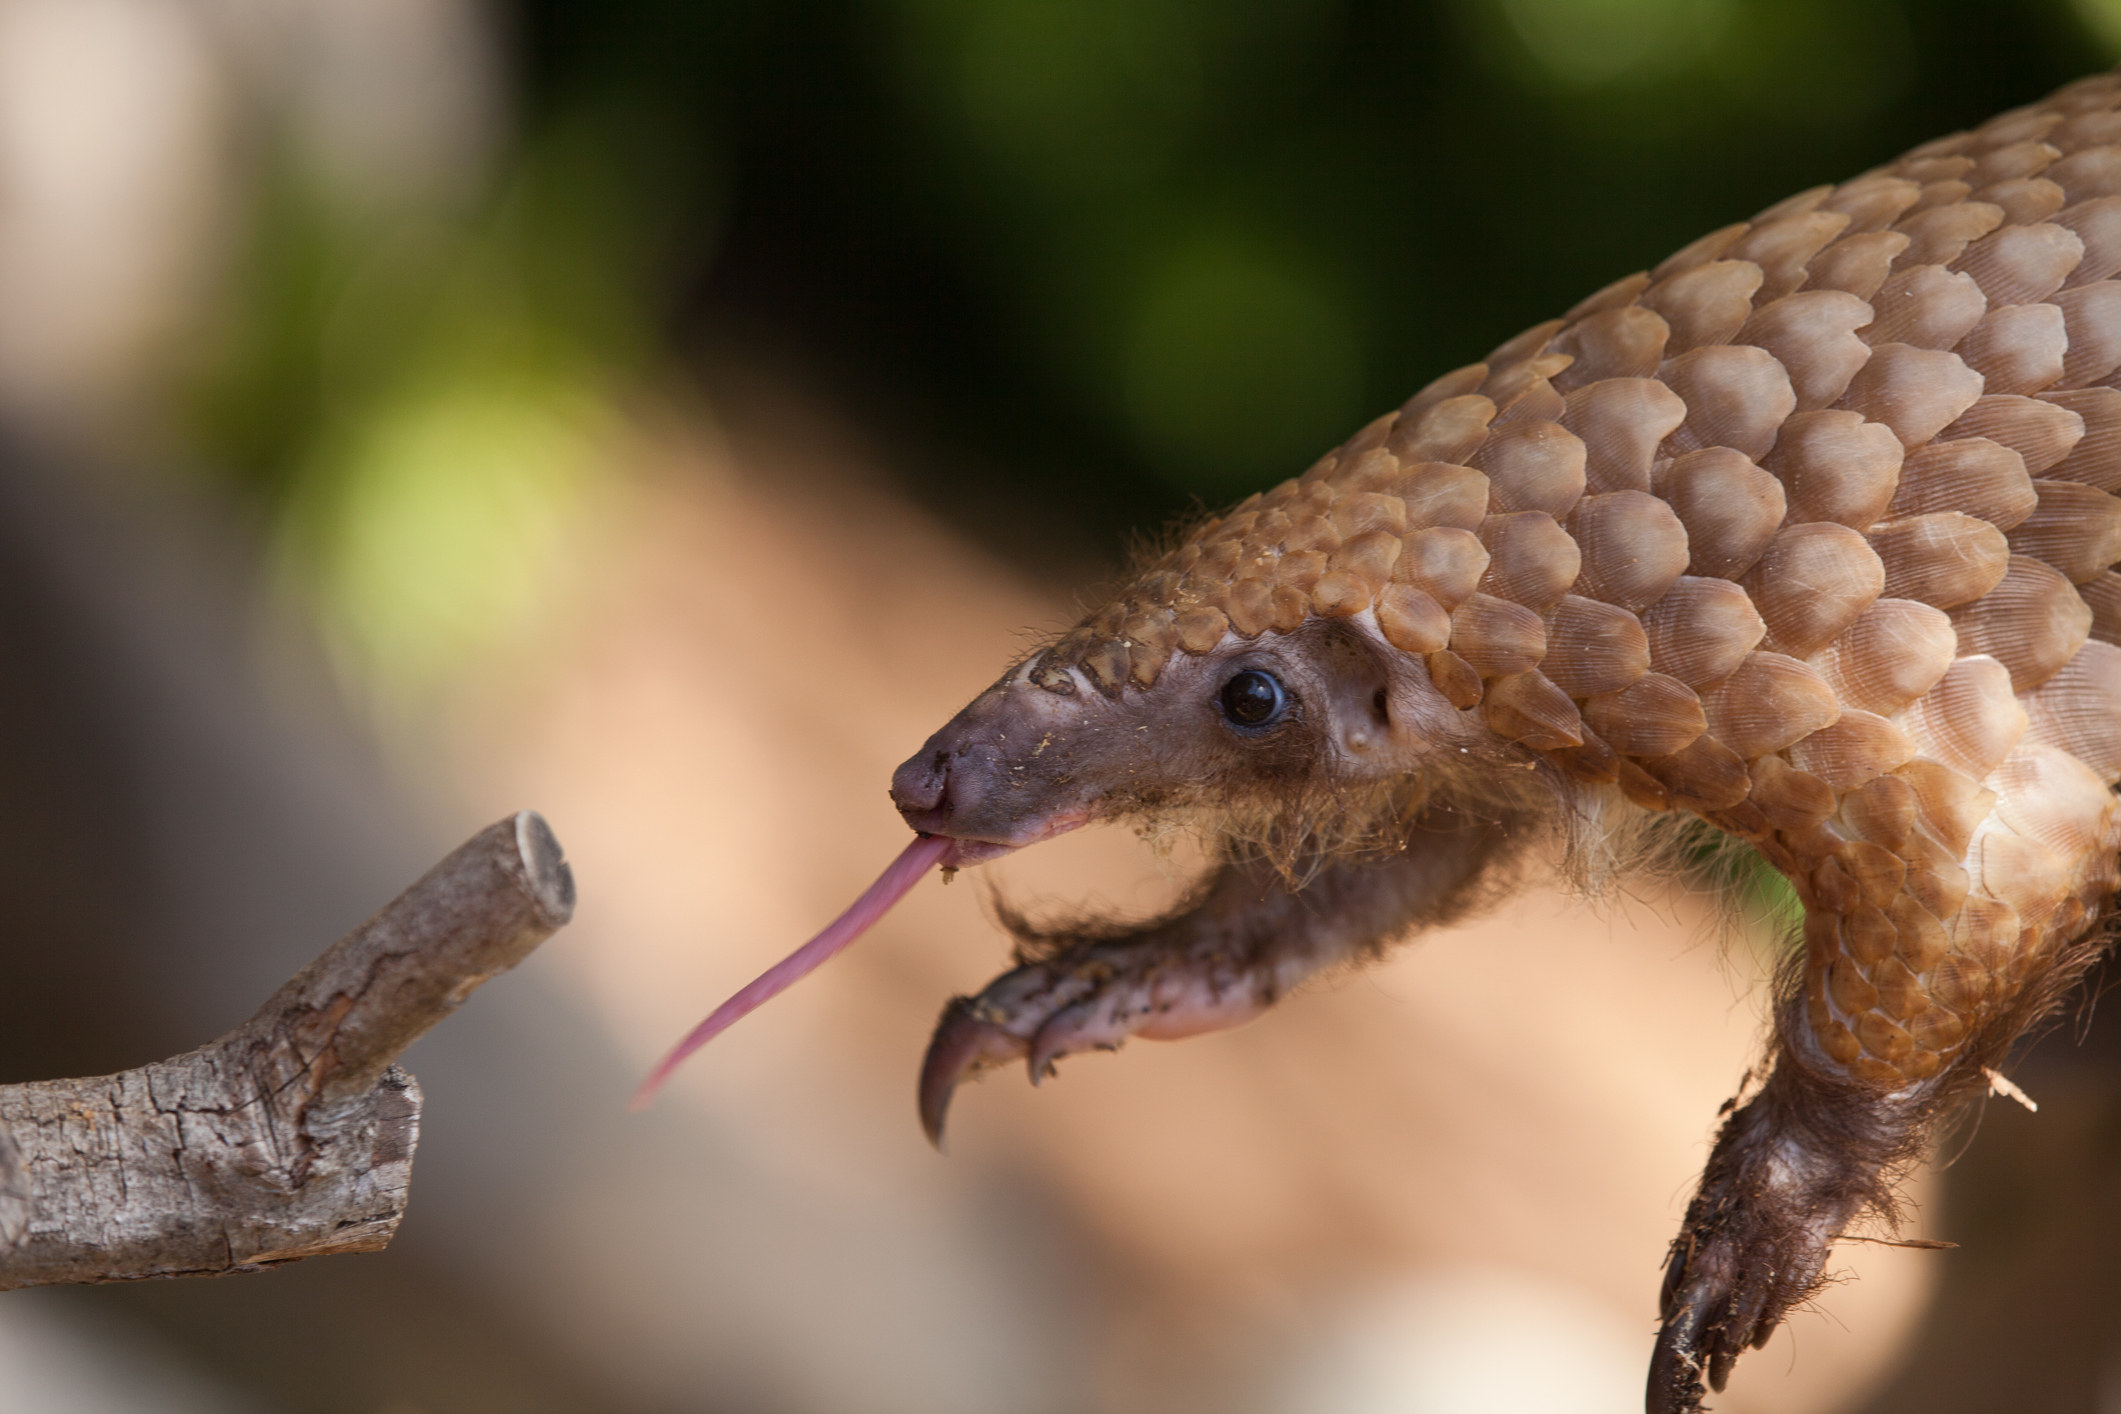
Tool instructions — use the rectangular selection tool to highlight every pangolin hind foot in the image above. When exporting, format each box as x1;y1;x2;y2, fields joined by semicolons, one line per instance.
1650;1044;1922;1412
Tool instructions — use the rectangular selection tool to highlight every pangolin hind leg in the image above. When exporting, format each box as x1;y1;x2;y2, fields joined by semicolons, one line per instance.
917;800;1526;1146
1654;777;2121;1414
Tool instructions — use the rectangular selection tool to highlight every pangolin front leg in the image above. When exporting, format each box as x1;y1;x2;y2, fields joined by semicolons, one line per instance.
918;801;1523;1145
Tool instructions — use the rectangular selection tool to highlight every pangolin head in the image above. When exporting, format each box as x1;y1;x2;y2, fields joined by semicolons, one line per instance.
886;415;1527;866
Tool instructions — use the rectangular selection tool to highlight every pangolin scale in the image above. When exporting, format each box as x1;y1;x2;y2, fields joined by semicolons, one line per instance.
650;66;2121;1414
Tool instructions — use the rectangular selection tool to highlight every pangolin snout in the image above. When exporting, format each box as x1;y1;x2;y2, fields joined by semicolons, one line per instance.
890;683;1093;851
889;735;1013;839
887;747;948;817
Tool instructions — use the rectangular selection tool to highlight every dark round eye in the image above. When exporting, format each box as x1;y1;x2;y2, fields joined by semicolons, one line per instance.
1219;669;1288;728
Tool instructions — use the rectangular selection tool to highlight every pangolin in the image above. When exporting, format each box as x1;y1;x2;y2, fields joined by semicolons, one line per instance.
642;68;2121;1412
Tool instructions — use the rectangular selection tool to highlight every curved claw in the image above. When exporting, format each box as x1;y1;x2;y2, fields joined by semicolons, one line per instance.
1028;997;1140;1084
1650;1247;1777;1412
1646;1296;1708;1414
1026;1003;1087;1085
917;996;1023;1149
915;926;1284;1147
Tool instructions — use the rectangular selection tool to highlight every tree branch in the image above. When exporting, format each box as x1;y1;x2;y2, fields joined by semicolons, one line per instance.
0;811;575;1288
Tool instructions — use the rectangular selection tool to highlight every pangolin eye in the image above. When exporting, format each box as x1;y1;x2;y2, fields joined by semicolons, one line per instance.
1219;669;1288;729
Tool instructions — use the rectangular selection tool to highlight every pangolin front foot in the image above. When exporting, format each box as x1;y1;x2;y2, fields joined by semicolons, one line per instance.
917;935;1277;1147
915;826;1521;1146
1650;1060;1915;1412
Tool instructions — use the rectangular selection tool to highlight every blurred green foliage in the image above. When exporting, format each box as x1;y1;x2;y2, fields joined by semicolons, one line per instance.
181;0;2121;696
185;113;675;698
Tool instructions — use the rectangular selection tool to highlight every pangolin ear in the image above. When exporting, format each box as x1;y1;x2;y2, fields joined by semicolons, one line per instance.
1299;624;1397;759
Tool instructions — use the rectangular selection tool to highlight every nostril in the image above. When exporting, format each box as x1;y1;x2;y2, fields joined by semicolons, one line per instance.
890;750;951;815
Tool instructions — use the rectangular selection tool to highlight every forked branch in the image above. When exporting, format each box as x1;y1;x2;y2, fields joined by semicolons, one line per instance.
0;811;575;1288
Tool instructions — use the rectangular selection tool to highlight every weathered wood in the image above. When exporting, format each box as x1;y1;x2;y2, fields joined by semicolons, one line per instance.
0;810;574;1288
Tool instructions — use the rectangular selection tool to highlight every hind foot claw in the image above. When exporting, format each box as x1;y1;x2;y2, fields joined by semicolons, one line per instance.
1650;1061;1915;1412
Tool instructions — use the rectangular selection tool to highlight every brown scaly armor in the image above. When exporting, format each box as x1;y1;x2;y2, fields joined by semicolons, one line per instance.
645;67;2121;1414
1044;78;2121;1099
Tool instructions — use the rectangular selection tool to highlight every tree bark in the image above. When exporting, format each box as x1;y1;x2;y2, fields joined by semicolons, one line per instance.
0;810;574;1288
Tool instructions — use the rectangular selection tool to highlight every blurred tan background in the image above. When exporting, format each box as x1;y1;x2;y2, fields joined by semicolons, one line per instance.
1;2;2119;1412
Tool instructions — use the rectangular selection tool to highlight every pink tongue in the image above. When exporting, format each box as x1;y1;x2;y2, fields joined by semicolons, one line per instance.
631;833;956;1110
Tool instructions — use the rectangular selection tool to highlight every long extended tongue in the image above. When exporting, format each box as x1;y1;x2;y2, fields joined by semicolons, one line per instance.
631;833;955;1110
